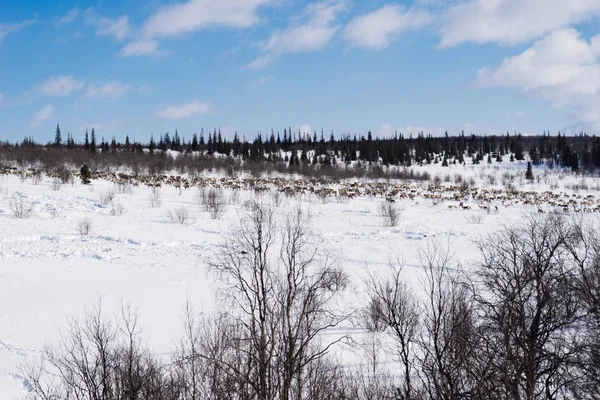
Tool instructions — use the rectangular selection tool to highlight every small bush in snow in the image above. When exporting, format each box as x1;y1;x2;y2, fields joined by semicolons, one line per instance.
99;190;115;205
166;206;190;225
10;195;34;219
115;182;133;195
467;214;483;225
52;178;62;191
316;190;330;204
31;171;43;185
379;202;400;227
110;203;125;216
270;190;283;207
228;189;240;205
205;188;226;219
149;187;162;208
77;218;92;236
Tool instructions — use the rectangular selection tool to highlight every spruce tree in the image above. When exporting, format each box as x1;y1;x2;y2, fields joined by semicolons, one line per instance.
90;128;96;153
84;129;89;150
54;124;62;147
80;164;91;184
525;161;534;181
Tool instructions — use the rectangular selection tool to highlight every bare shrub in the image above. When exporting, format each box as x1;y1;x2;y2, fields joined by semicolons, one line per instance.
227;189;240;205
115;181;133;195
10;194;34;219
21;301;183;400
76;217;92;236
379;201;400;227
203;188;226;219
51;178;62;191
316;189;330;204
149;187;162;208
110;203;125;216
467;214;483;224
99;190;115;205
58;166;72;184
270;190;283;207
31;170;43;185
166;206;190;226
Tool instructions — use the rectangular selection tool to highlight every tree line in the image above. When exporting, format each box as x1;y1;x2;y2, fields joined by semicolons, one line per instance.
5;125;600;178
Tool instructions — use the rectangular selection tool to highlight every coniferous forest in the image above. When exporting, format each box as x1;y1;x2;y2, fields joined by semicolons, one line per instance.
6;126;600;178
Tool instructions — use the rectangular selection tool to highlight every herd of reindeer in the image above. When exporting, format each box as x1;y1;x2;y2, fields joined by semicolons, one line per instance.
4;166;600;214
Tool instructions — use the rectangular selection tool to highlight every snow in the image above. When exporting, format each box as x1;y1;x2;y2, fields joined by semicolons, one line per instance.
0;163;598;399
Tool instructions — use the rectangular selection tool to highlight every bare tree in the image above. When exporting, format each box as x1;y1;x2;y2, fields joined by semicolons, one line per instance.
475;215;584;400
208;201;349;400
418;241;490;400
364;263;420;399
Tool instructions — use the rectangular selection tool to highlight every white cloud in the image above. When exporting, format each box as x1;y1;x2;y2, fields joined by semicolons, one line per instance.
157;101;211;119
95;15;132;41
40;76;85;96
258;74;273;84
142;0;275;38
440;0;600;47
121;39;161;57
261;0;346;54
0;19;35;44
31;105;54;128
85;81;133;99
475;28;600;131
242;54;275;70
343;4;432;50
58;8;79;25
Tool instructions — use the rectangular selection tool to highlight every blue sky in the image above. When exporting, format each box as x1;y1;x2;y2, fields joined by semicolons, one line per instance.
1;0;600;143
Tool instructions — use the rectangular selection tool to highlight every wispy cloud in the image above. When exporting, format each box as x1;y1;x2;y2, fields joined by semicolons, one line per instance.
261;0;346;54
142;0;276;38
31;105;55;128
258;74;273;84
244;0;346;70
40;76;85;96
85;81;133;99
343;4;432;50
157;100;211;119
0;18;36;44
241;54;275;70
121;39;162;57
57;8;79;25
85;9;132;41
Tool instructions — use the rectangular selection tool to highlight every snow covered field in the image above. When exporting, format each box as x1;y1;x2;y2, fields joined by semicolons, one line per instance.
0;163;598;399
